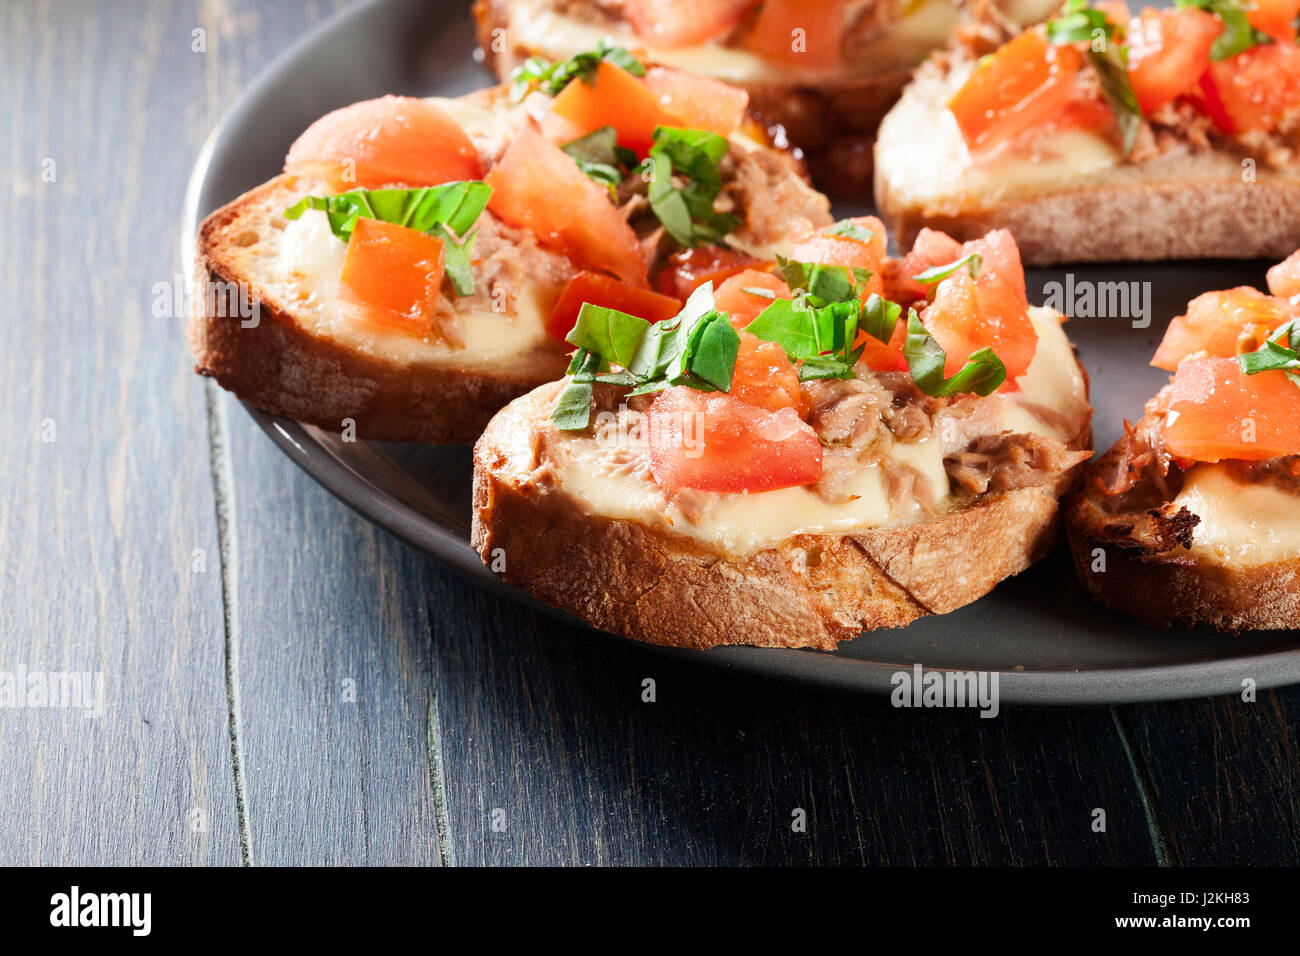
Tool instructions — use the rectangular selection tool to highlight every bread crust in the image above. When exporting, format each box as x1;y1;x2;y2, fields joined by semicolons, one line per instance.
472;0;908;197
1065;469;1300;634
472;383;1090;650
877;175;1300;267
189;175;569;444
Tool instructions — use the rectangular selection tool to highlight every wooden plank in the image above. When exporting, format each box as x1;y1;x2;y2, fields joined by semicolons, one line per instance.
0;0;239;864
428;574;1159;866
1115;689;1300;865
206;0;442;865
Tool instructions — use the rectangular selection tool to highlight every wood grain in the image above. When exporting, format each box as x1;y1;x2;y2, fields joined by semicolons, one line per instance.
0;0;238;864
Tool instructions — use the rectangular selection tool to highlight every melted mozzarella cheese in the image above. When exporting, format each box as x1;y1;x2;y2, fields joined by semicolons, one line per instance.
1174;465;1300;566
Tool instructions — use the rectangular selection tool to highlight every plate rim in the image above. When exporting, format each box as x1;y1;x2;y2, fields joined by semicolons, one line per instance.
180;0;1300;706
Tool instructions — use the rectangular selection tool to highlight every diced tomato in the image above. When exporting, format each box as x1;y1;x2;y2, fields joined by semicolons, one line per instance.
1163;358;1300;462
338;218;445;335
1205;43;1300;133
486;128;648;285
546;272;682;341
1267;249;1300;300
643;67;750;136
549;61;676;154
644;387;822;494
1247;0;1300;43
896;228;1027;311
625;0;759;47
1095;1;1132;24
922;269;1037;389
789;216;887;299
1194;69;1235;133
657;245;764;299
947;31;1083;153
856;318;910;373
728;332;804;414
284;95;482;192
1126;7;1221;114
747;0;847;70
1152;287;1290;371
714;269;791;328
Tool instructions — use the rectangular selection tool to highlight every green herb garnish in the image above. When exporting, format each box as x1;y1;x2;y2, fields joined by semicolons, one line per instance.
826;221;876;242
909;252;983;285
509;41;646;100
1176;0;1274;61
777;256;873;305
903;311;1008;397
640;126;741;248
284;183;491;296
550;283;741;430
561;126;638;194
1238;319;1300;386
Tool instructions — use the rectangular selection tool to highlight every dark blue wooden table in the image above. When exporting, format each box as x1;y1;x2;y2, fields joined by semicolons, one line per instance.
2;0;1298;866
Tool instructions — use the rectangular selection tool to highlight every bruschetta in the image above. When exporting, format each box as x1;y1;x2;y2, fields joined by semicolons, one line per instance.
1066;252;1300;632
474;0;1062;196
875;0;1300;264
472;219;1093;649
189;48;830;443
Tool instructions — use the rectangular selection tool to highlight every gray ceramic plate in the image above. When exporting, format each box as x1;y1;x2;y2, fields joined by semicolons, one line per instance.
183;0;1300;704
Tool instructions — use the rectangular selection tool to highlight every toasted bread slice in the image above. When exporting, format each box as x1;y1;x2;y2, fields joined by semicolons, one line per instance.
190;174;570;443
1066;400;1300;633
190;86;830;443
474;0;1060;196
875;53;1300;265
474;373;1090;651
472;285;1093;651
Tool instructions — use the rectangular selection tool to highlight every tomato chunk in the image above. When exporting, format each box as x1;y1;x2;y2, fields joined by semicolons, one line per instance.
728;332;804;414
1247;0;1300;42
285;95;482;192
1152;287;1290;371
896;228;1027;313
546;272;682;340
626;0;759;47
789;216;887;300
338;218;445;335
1126;7;1221;114
714;269;791;328
747;0;847;70
657;246;764;299
645;387;822;494
549;61;676;154
1205;44;1300;133
643;67;749;136
1163;358;1300;462
1267;250;1300;300
856;317;910;373
948;31;1083;152
487;128;648;285
922;269;1037;389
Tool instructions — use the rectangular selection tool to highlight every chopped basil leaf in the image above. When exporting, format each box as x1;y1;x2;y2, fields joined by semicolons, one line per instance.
550;283;740;429
826;221;875;242
640;126;741;248
508;41;645;101
1045;4;1113;45
561;126;632;193
1237;319;1300;387
284;183;492;296
860;293;902;345
777;256;871;306
1176;0;1274;60
742;295;867;382
910;251;983;285
903;311;1007;397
